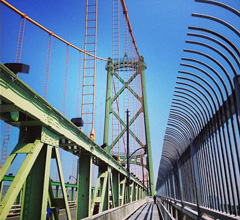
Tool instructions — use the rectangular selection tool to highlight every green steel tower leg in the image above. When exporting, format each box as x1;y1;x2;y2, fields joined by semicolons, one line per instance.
20;144;52;219
129;182;134;202
0;139;44;220
103;58;113;151
101;166;110;212
0;181;3;202
135;185;139;201
76;152;92;219
112;169;119;207
140;57;155;196
90;165;110;215
119;176;126;205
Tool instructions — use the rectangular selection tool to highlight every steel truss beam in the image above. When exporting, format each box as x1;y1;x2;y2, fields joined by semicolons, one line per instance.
0;63;146;219
0;63;144;187
0;127;71;220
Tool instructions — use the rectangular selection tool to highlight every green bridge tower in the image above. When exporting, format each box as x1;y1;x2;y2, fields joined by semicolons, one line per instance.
103;55;155;196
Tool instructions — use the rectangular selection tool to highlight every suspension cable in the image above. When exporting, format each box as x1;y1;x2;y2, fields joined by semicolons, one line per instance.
0;0;107;61
120;0;141;60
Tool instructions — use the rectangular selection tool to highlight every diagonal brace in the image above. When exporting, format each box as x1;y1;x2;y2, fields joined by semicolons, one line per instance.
0;140;44;220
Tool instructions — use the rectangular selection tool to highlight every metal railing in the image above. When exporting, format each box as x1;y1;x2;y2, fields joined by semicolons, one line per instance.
156;0;240;219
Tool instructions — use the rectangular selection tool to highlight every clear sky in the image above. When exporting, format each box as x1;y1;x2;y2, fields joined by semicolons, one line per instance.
1;0;239;186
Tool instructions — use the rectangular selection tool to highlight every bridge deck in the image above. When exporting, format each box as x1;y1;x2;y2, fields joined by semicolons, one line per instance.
127;202;160;220
7;201;160;220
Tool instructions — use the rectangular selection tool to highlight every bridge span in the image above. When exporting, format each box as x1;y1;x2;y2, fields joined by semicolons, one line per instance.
1;0;240;219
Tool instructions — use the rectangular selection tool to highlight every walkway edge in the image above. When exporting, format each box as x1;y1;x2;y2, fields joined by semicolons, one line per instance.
82;199;147;220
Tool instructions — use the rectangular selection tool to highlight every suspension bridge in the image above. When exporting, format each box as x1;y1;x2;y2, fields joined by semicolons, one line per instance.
0;0;239;219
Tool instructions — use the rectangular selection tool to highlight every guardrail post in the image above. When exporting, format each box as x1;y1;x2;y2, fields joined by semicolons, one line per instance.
76;152;92;219
169;171;174;201
233;75;240;123
177;160;184;207
166;176;170;199
190;139;202;218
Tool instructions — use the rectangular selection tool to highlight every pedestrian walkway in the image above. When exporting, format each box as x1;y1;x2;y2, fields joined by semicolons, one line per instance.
127;202;160;220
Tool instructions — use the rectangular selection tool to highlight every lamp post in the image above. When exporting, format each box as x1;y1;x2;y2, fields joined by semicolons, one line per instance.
126;109;130;202
128;146;146;191
69;175;77;184
128;147;146;159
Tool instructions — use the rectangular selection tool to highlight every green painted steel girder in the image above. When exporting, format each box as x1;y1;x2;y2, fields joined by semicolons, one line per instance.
112;169;120;208
0;138;44;220
2;175;77;188
140;58;155;196
90;165;110;215
77;153;92;218
0;63;146;189
20;143;52;219
2;175;14;181
0;61;148;219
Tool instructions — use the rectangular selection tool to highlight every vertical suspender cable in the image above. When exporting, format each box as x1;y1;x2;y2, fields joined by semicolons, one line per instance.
43;34;53;100
71;52;82;184
15;17;26;64
0;124;11;169
112;0;120;158
132;48;136;175
76;52;82;117
0;16;26;169
98;60;104;144
123;17;128;159
56;44;70;182
62;44;70;116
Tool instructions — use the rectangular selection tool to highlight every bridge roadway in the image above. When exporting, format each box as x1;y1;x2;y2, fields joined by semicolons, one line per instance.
6;201;161;220
126;202;160;220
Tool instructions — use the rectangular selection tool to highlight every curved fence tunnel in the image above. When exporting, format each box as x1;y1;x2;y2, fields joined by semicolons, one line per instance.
156;0;240;218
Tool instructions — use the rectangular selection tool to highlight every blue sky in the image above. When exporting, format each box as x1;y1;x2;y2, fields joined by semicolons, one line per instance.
1;0;239;185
